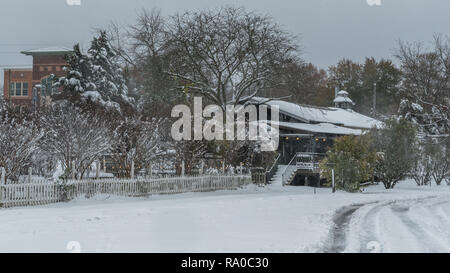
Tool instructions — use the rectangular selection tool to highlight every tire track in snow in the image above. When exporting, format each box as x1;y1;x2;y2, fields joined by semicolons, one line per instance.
323;196;450;253
403;199;450;252
389;202;448;252
323;204;364;253
359;197;444;253
357;201;394;253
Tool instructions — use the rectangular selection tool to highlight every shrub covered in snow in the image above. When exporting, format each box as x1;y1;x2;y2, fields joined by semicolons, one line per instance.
107;116;167;178
0;112;42;183
369;118;417;189
39;102;111;180
413;136;450;186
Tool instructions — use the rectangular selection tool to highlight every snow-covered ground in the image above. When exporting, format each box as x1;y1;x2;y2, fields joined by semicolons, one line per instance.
0;177;449;253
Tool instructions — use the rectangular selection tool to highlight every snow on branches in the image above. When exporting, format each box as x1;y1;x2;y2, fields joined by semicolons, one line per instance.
0;113;42;183
165;7;299;110
108;116;167;178
57;31;134;113
39;102;111;179
396;35;450;136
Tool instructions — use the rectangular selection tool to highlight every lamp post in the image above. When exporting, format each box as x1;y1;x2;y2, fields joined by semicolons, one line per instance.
372;82;377;115
332;168;336;193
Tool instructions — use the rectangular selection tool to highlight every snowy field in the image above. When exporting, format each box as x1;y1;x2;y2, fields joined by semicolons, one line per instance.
0;179;450;253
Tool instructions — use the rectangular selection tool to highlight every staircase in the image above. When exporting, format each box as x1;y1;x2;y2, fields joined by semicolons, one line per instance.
268;165;287;185
281;153;323;186
282;165;299;186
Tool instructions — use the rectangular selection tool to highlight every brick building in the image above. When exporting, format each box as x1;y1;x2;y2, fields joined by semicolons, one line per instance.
3;68;33;106
3;47;73;107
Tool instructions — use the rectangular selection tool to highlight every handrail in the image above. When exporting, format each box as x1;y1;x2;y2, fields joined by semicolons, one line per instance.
267;154;281;174
265;154;281;184
281;153;299;186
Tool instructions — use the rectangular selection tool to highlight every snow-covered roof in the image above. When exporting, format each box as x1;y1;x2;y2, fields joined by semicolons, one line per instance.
21;46;73;56
333;90;354;105
279;122;363;135
246;97;382;130
333;96;354;104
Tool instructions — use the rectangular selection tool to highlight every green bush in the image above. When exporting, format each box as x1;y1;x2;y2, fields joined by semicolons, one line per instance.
320;135;377;193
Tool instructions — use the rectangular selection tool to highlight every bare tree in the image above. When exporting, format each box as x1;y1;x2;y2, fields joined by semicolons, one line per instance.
39;102;111;179
429;136;450;185
108;116;167;178
262;61;329;105
107;9;178;118
170;140;208;175
0;115;42;183
396;34;450;135
165;7;300;109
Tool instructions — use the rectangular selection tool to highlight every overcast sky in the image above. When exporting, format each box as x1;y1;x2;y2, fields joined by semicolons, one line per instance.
1;0;449;85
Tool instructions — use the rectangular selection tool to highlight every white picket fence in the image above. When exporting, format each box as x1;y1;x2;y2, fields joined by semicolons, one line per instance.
0;174;252;208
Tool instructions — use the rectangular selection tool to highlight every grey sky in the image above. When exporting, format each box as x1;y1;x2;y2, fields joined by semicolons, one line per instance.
1;0;449;85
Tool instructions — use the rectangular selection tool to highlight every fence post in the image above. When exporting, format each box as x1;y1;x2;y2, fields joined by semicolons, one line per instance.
86;163;91;179
0;167;5;185
200;160;204;175
103;156;107;173
222;161;225;174
72;161;75;180
28;167;32;183
181;160;185;177
96;160;100;179
131;160;135;180
240;163;243;175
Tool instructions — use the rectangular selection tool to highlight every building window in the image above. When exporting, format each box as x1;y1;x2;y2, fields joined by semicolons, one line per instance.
22;83;28;96
41;76;55;97
9;83;14;96
16;83;21;96
9;82;29;97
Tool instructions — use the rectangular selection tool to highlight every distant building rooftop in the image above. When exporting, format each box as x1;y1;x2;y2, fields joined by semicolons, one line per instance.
2;68;32;71
21;46;73;56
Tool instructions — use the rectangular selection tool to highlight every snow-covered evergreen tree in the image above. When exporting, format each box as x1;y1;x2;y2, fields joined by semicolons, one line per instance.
57;44;95;94
58;31;134;113
87;31;133;106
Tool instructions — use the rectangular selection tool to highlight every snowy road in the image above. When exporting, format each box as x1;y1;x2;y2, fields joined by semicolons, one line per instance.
325;196;450;253
0;180;450;252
